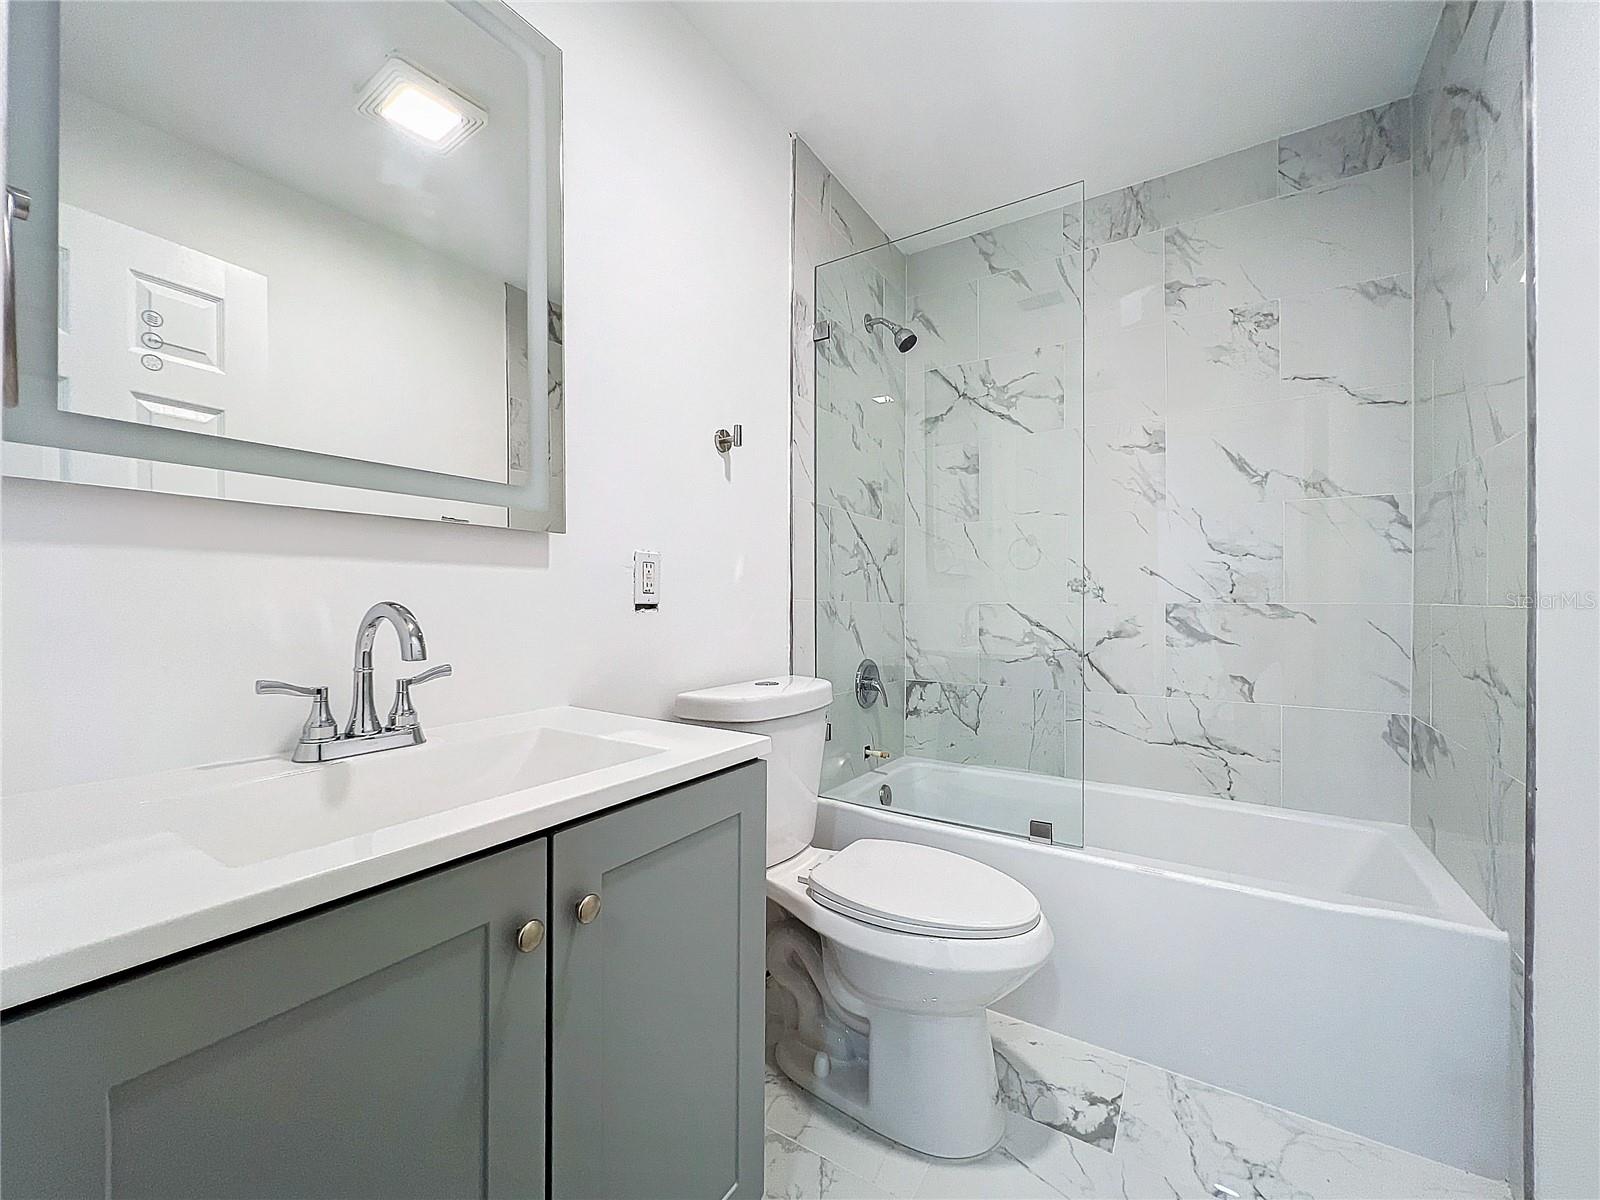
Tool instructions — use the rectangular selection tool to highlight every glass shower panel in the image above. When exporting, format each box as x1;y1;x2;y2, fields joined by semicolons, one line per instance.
813;182;1086;847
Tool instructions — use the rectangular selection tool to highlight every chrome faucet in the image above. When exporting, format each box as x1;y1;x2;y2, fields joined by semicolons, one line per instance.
347;601;427;738
257;601;452;763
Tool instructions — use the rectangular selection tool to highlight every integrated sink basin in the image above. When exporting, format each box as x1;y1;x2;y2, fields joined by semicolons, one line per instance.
1;707;770;1009
176;726;660;867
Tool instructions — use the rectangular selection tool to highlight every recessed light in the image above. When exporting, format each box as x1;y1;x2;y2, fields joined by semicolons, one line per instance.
872;395;895;405
380;84;464;144
357;55;487;154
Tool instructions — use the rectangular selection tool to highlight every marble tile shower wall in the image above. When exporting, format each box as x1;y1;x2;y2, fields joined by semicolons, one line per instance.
791;139;911;792
898;106;1421;820
900;201;1088;778
1408;4;1529;1190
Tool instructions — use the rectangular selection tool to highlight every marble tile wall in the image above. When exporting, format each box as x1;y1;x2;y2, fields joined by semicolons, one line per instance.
790;138;910;792
890;106;1422;820
901;191;1088;780
1075;103;1419;821
1407;4;1530;1191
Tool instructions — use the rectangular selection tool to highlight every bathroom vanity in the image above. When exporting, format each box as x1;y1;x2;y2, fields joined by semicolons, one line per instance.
0;710;769;1199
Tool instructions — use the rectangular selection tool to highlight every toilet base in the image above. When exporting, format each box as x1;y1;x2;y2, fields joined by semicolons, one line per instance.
772;1011;1005;1160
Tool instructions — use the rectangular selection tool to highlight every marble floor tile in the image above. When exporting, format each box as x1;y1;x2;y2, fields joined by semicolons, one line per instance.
764;1012;1511;1200
767;1071;930;1198
990;1011;1129;1151
765;1128;892;1199
912;1111;1143;1199
1115;1062;1509;1200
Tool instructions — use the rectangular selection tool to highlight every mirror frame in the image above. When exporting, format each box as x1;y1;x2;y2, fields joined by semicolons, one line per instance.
2;0;565;532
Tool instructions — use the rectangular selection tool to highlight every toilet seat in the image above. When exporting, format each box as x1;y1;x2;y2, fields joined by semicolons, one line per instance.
804;839;1042;939
768;846;1049;982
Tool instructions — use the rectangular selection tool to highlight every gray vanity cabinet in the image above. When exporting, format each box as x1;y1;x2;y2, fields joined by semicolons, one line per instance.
548;762;766;1200
1;839;550;1200
1;762;765;1200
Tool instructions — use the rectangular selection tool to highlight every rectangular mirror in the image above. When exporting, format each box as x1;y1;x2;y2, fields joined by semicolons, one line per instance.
3;0;564;530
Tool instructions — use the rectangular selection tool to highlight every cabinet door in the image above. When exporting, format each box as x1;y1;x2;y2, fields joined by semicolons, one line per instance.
550;763;766;1200
2;839;549;1200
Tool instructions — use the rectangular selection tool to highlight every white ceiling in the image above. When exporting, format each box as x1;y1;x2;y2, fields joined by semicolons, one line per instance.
678;0;1441;240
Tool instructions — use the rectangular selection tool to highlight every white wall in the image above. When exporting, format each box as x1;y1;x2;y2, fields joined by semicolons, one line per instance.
1;1;793;793
1529;4;1600;1196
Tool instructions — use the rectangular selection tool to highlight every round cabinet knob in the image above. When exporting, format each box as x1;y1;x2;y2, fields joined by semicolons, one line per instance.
575;893;602;925
515;919;545;953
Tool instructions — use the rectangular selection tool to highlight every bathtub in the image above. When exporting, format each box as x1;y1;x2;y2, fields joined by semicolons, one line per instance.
823;759;1510;1179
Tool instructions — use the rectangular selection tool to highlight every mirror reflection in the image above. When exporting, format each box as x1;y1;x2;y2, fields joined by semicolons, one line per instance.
36;0;555;520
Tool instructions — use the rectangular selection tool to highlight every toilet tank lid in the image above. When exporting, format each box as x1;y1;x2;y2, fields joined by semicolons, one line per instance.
675;676;833;722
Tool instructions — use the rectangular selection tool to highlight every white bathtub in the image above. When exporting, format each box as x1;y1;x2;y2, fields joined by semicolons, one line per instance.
824;759;1511;1179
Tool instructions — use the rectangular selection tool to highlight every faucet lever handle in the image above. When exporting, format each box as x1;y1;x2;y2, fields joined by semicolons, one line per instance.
404;664;453;688
256;680;323;698
387;664;452;732
255;680;338;744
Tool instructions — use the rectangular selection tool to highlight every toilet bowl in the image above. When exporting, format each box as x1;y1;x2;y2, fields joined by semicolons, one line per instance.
675;676;1052;1159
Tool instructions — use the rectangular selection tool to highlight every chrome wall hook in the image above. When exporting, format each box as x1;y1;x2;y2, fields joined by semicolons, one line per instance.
713;424;742;454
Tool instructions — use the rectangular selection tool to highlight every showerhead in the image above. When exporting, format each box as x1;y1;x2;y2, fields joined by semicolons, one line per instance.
863;313;918;354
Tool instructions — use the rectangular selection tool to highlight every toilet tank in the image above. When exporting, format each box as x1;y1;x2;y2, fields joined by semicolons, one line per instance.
674;676;832;866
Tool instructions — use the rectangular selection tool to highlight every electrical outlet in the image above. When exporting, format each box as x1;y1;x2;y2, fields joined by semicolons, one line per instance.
633;551;661;610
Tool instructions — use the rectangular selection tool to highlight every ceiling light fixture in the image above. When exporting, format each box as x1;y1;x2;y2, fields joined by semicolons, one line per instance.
357;55;487;154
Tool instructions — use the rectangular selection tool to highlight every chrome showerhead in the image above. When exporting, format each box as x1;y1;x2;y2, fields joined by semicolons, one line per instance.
863;313;918;354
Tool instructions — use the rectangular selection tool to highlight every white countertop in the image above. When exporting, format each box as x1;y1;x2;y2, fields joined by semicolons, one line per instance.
1;707;767;1010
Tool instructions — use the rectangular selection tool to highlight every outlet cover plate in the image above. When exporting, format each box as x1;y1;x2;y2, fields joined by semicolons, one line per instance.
633;551;661;609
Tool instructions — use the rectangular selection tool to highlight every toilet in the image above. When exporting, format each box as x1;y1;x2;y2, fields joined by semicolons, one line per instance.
675;675;1052;1159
